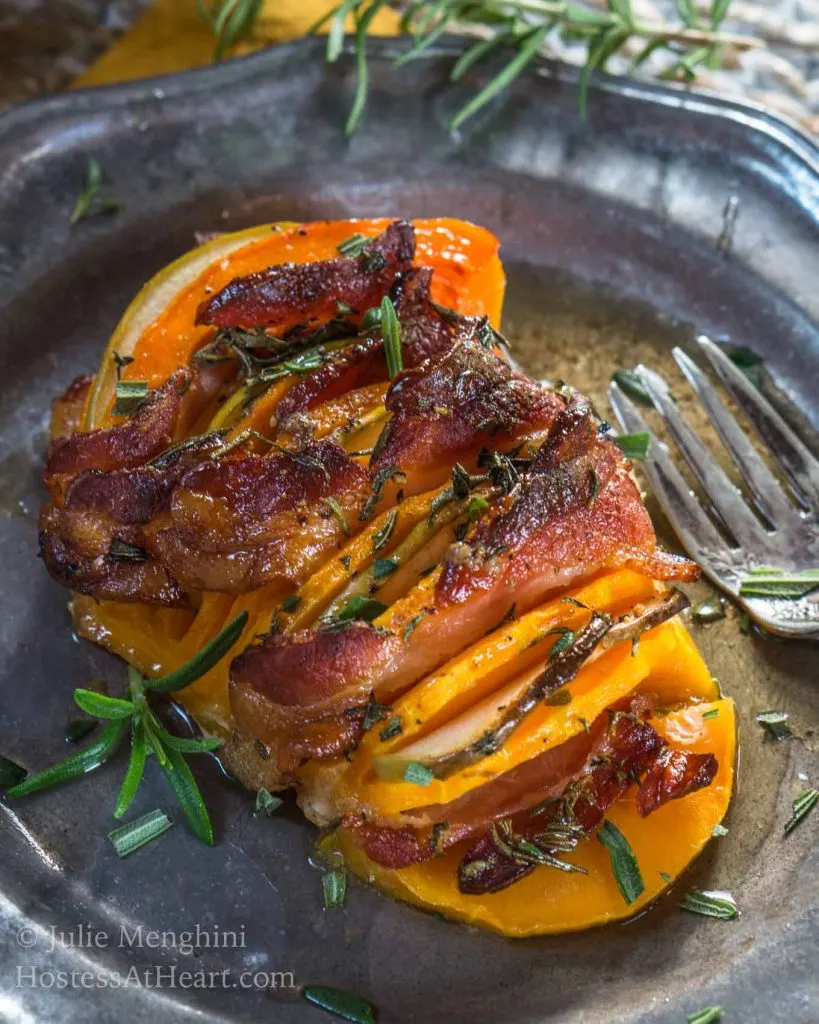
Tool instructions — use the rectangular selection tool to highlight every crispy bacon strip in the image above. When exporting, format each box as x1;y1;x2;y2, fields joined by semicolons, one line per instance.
636;747;718;816
370;341;564;498
196;220;415;331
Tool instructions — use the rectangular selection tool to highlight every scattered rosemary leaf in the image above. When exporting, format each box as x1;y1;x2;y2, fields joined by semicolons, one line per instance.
404;761;435;787
112;380;149;417
660;871;672;883
379;716;403;742
362;698;391;732
302;985;376;1024
112;352;134;379
549;628;577;659
0;755;27;789
702;708;720;720
65;719;97;743
281;595;301;613
322;868;347;909
145;611;249;693
108;538;148;563
739;569;819;600
372;557;398;581
562;596;588;609
597;819;644;905
711;823;729;837
324;497;350;536
359;305;382;332
73;688;134;720
255;788;283;816
380;295;403;379
784;788;819;835
612;369;652;406
687;1008;723;1024
545;688;572;706
402;611;427;642
467;495;489;520
335;595;388;624
108;809;172;858
691;598;726;624
372;509;398;553
716;193;740;255
70;157;120;224
615;432;651;460
755;710;791;741
336;233;369;256
679;889;738;920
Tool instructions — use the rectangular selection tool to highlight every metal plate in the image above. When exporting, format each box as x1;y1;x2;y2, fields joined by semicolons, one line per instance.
0;38;817;1024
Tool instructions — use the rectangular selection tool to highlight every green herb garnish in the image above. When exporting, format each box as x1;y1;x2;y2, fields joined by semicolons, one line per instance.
548;627;577;659
614;432;651;460
372;557;398;581
702;708;720;720
739;569;819;599
755;709;791;741
596;819;644;905
255;788;283;816
380;295;403;379
70;157;121;224
679;889;738;920
108;809;171;858
362;697;391;732
371;508;398;553
336;233;370;256
378;716;403;742
302;985;376;1024
403;761;435;786
611;369;652;406
467;495;490;520
324;497;350;536
112;380;149;417
784;788;819;835
322;868;347;909
331;595;388;626
402;611;428;642
727;344;762;387
687;1008;723;1024
711;823;729;837
197;0;264;61
281;595;301;613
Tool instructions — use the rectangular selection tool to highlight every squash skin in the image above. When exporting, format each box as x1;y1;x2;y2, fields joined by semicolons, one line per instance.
336;698;736;937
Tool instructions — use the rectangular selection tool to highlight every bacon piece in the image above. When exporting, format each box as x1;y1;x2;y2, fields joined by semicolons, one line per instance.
196;220;415;331
636;747;718;816
370;341;563;498
50;375;93;444
274;268;465;421
230;622;398;775
45;369;191;501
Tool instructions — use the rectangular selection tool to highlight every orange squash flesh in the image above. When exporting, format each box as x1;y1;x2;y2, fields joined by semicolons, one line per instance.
337;698;736;936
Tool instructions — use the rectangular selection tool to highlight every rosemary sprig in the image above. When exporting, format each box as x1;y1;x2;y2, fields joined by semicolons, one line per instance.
70;158;121;224
198;0;264;60
6;613;248;845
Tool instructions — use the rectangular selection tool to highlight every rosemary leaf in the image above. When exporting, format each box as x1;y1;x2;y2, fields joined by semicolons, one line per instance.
687;1008;723;1024
784;788;819;835
70;157;120;224
450;26;514;82
336;232;369;256
335;595;388;624
755;709;791;741
739;569;819;600
345;1;387;136
157;742;214;846
711;823;728;837
612;369;653;406
679;889;738;920
322;868;347;909
6;719;129;798
379;716;403;741
114;719;148;819
144;611;249;693
324;497;350;536
112;380;149;417
150;725;222;754
282;594;301;613
596;819;644;905
302;985;376;1024
372;557;398;581
210;0;264;61
549;627;577;659
108;809;172;858
372;508;398;553
362;698;391;731
614;432;650;460
403;761;435;786
73;688;135;720
255;787;283;816
380;295;403;378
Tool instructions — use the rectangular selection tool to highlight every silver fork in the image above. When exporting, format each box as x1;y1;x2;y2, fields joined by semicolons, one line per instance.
608;334;819;640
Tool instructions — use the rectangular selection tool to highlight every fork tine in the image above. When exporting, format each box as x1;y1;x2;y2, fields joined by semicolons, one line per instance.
697;335;819;509
672;347;796;528
635;365;769;550
608;382;734;574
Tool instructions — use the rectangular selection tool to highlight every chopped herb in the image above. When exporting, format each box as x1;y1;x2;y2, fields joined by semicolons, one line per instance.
336;233;369;256
332;595;388;625
371;509;398;553
660;871;672;883
107;809;171;858
477;448;519;495
739;569;819;599
711;823;729;837
66;719;97;743
322;868;347;909
112;380;149;417
380;295;403;379
679;889;738;920
302;985;376;1024
545;688;572;706
145;611;249;692
378;716;403;742
450;463;473;499
615;432;651;460
281;595;301;613
784;788;819;835
70;157;120;224
402;611;427;641
549;627;577;659
112;352;134;380
467;495;489;520
562;596;588;609
372;557;398;581
612;369;652;406
597;819;644;905
362;697;391;732
340;555;352;570
108;538;147;563
404;761;435;786
255;788;283;816
323;497;350;536
587;467;600;505
359;305;382;332
727;344;762;388
691;598;726;624
687;1008;723;1024
362;251;387;273
702;708;719;720
755;709;791;741
0;755;27;789
716;193;740;255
